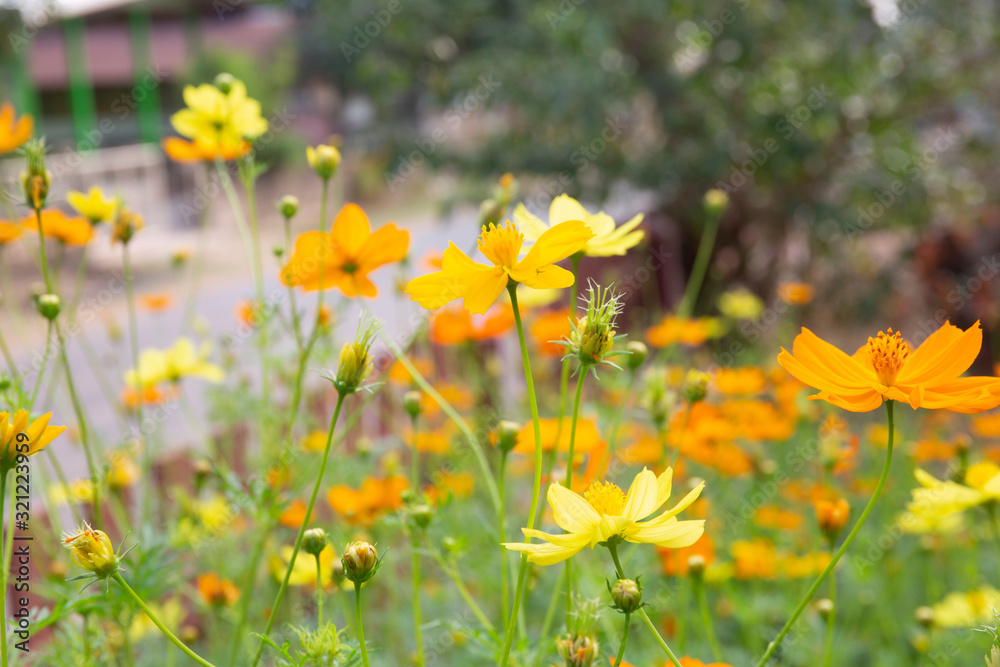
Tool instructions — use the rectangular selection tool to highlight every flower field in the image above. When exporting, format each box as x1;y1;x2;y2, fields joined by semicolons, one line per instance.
2;70;1000;667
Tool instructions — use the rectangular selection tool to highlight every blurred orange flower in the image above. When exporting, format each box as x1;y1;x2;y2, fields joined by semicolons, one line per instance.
513;417;604;455
714;367;766;396
776;281;815;305
281;203;409;298
22;210;94;245
162;136;250;163
646;316;723;347
196;573;240;607
0;103;32;154
327;475;408;525
278;499;308;527
388;358;433;386
658;533;715;577
430;304;514;345
530;309;572;357
139;293;173;312
0;221;21;244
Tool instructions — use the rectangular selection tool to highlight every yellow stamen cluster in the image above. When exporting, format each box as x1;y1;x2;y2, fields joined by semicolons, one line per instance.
477;221;523;269
583;480;625;516
866;328;909;386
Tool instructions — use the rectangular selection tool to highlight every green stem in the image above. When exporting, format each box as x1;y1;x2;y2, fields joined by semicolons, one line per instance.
696;577;723;662
677;209;721;318
34;208;54;294
315;553;324;628
54;319;102;529
27;322;53;419
250;392;347;667
355;582;370;667
123;244;148;519
612;612;631;667
670;402;692;469
411;535;425;666
563;373;586;624
823;550;836;667
113;572;216;667
228;521;272;667
500;284;545;666
607;540;682;667
426;539;497;636
755;400;895;667
532;567;565;667
987;503;1000;581
499;452;510;631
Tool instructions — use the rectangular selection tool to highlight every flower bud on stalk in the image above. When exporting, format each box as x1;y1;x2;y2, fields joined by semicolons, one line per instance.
307;145;341;180
302;528;328;557
562;281;626;373
342;541;382;584
110;201;144;246
608;578;642;614
330;314;381;395
62;522;134;588
277;195;299;219
556;634;600;667
403;391;422;419
684;369;710;403
36;293;61;321
495;420;520;454
20;139;51;209
815;497;850;542
625;341;647;371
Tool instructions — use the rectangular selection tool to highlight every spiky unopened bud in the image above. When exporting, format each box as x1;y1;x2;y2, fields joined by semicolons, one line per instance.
566;281;624;368
556;634;599;667
331;314;381;394
20;139;51;209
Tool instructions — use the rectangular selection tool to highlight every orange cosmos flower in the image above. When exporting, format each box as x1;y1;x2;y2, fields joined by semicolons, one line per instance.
512;417;605;455
714;367;767;395
139;293;173;312
0;221;21;244
646;315;724;347
778;321;1000;413
196;572;241;606
278;499;308;527
658;533;715;577
680;659;734;667
0;103;32;154
282;203;409;297
22;210;94;245
530;308;572;356
429;303;514;345
815;497;850;538
327;475;408;525
162;136;250;163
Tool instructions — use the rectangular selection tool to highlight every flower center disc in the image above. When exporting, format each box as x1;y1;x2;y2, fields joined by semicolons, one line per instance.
866;328;909;386
477;221;523;268
584;480;626;516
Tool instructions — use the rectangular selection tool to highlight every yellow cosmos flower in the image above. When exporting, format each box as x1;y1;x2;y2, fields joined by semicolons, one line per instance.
513;194;643;257
908;461;1000;518
503;468;705;565
0;410;66;470
778;321;1000;413
0;220;21;244
171;79;267;144
405;219;593;315
67;187;116;224
124;338;224;387
0;102;32;154
62;522;118;577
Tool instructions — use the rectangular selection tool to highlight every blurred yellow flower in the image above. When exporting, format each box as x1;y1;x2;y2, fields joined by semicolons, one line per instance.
270;544;336;587
0;221;20;244
0;102;32;154
932;587;1000;628
171;78;267;147
1;410;66;469
67;187;115;224
513;194;643;257
718;288;764;320
124;338;224;387
406;220;593;314
909;461;1000;518
503;468;704;565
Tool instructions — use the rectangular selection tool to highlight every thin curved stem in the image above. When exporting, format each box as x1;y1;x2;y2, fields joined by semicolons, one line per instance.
823;551;836;667
316;554;324;628
227;520;272;667
676;208;720;318
563;373;586;624
411;537;425;666
500;284;545;666
250;392;347;667
113;572;216;667
696;578;723;662
755;400;895;667
355;582;370;667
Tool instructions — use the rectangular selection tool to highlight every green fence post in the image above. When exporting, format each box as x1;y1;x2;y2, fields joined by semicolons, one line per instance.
63;16;98;150
129;5;161;145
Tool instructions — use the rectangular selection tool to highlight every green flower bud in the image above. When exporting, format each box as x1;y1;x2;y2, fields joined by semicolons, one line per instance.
214;72;236;94
302;528;328;556
567;281;624;368
703;188;729;216
408;503;434;529
625;341;647;371
684;369;710;403
277;195;299;219
403;391;422;419
496;420;520;454
307;145;341;180
36;293;61;321
816;598;834;621
342;541;381;583
687;554;706;579
330;314;381;394
915;606;934;628
608;578;642;613
20;139;51;209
